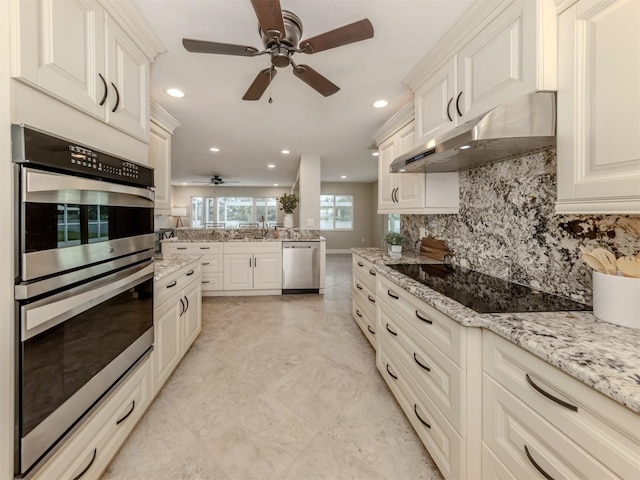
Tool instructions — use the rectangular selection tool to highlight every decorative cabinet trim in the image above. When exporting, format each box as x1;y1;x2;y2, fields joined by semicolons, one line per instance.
373;101;414;145
151;100;180;133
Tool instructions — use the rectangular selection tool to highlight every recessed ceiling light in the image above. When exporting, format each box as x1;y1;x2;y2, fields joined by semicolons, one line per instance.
399;169;406;172
274;183;279;186
281;150;290;154
166;88;184;98
372;152;379;157
459;145;471;150
182;182;188;185
267;164;275;168
372;99;388;108
209;147;220;152
340;175;347;179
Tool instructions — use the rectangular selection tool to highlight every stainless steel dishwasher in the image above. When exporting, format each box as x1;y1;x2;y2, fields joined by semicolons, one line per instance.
282;241;320;293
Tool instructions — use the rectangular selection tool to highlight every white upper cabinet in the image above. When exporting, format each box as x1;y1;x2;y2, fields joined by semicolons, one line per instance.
410;0;557;146
11;0;161;142
555;0;640;214
149;101;180;215
375;105;459;215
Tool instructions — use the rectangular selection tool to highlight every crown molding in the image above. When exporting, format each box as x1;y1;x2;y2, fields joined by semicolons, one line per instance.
373;101;414;145
150;100;180;133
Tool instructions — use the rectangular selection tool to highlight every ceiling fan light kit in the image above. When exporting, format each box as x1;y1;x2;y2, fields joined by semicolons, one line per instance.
182;0;374;101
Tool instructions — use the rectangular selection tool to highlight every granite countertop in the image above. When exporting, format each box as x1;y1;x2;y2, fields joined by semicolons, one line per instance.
165;227;324;243
352;248;640;414
154;254;201;281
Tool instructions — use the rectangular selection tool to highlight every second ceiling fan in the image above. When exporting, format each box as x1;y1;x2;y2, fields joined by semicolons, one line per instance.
182;0;374;101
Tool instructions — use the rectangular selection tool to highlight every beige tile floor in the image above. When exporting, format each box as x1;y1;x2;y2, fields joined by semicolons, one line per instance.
102;254;442;480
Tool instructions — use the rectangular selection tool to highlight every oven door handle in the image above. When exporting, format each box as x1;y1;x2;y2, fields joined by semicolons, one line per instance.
21;262;154;341
23;168;154;206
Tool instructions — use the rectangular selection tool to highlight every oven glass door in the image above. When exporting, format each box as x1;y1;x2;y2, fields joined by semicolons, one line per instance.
17;262;154;474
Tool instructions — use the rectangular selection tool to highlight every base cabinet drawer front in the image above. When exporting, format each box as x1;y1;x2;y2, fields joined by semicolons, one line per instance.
482;442;520;480
483;331;640;478
353;275;376;316
378;302;464;433
155;263;201;309
352;255;377;290
163;242;224;255
352;295;376;348
483;375;618;480
34;358;152;480
378;275;463;366
201;272;224;291
377;345;463;480
200;254;223;273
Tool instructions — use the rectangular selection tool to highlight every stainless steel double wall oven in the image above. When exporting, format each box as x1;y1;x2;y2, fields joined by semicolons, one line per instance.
12;125;155;477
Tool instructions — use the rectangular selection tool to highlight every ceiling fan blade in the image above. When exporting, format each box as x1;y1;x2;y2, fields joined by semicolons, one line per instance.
292;65;340;97
242;67;277;101
182;38;259;56
250;0;285;40
300;19;374;54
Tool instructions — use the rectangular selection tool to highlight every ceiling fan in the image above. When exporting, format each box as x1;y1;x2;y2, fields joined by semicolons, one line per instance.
182;0;374;100
193;175;240;185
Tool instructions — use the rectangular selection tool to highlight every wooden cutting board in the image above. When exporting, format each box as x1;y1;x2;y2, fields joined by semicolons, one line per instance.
420;237;450;260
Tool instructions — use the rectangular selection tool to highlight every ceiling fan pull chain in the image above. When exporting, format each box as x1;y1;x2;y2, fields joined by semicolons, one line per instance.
268;66;273;103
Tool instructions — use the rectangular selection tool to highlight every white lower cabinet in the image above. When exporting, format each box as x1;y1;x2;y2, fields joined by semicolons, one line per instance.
162;242;224;293
223;242;282;292
483;330;640;479
33;357;152;480
375;274;483;480
351;254;378;347
152;261;202;395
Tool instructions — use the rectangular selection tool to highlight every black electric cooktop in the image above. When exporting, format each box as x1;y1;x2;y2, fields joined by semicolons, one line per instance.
388;263;592;314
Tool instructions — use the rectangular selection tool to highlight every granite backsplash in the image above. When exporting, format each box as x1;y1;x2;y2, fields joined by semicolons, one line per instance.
401;149;640;304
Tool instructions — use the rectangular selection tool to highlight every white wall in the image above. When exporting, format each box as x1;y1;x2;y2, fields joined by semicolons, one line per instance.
370;181;385;248
320;182;377;251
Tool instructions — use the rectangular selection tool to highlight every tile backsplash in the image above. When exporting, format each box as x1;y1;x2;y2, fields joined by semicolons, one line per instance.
401;149;639;304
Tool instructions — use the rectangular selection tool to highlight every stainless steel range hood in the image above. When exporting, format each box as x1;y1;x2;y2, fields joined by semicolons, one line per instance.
390;92;556;173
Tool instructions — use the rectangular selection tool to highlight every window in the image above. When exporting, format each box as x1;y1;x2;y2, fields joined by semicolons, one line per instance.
190;196;277;227
387;213;400;233
320;194;354;230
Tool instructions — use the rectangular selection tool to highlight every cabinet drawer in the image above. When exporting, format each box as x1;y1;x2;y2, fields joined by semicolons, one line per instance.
352;255;377;289
352;276;376;316
484;332;640;478
155;262;201;308
162;242;223;254
378;301;463;434
201;272;224;291
482;442;518;480
223;241;281;254
378;274;463;366
199;255;223;273
34;358;151;480
352;295;376;348
377;345;463;480
484;375;617;479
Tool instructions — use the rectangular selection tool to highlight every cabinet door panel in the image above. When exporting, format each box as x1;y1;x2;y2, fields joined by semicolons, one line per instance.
105;14;149;141
14;0;104;116
457;1;528;120
182;281;202;350
223;254;253;290
377;137;396;211
149;123;171;214
395;123;425;208
415;59;456;144
557;0;640;208
253;254;282;289
152;297;182;394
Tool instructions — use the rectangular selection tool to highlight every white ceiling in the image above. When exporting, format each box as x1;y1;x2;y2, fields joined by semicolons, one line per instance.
133;0;473;187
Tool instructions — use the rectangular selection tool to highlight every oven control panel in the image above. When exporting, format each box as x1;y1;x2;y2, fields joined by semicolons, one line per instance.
12;125;154;188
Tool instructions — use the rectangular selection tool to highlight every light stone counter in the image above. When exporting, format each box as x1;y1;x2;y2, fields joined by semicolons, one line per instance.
164;227;324;243
154;254;201;282
352;247;640;413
